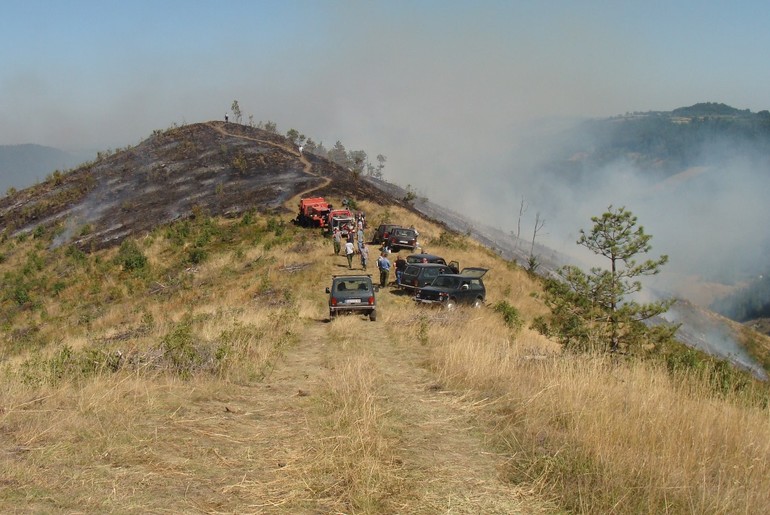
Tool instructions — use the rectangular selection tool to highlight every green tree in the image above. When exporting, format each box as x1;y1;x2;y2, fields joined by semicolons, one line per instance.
231;100;242;124
348;149;367;175
328;141;348;167
546;205;675;352
257;120;278;133
303;138;318;154
375;154;386;178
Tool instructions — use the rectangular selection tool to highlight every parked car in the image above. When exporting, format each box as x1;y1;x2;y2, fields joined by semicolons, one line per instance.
387;227;418;252
371;223;401;244
399;263;454;293
414;268;488;309
406;253;459;273
326;275;378;321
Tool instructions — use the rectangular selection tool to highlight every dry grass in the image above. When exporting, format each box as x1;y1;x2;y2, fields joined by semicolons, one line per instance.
417;317;770;513
1;202;769;513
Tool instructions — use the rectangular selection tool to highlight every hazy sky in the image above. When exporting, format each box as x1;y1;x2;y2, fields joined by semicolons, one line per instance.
3;1;768;148
2;1;769;288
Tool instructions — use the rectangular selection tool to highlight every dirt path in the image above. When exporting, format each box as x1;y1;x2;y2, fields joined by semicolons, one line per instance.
203;293;543;513
206;121;331;212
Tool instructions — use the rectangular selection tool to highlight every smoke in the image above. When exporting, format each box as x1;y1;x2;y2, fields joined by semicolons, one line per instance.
419;117;770;307
663;302;768;380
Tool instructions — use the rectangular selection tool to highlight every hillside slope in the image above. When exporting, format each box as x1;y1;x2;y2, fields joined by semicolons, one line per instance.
0;122;392;251
2;119;768;375
2;121;770;512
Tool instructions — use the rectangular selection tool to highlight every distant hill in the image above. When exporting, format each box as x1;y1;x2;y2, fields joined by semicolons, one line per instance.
0;144;89;193
541;103;770;182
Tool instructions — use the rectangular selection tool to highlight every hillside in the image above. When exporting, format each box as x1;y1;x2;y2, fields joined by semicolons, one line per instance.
0;122;395;251
2;121;770;512
543;102;770;180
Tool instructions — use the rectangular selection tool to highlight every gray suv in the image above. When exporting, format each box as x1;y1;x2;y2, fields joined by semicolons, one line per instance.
326;275;378;321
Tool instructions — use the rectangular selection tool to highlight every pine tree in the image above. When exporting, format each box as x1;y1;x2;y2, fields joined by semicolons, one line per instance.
546;206;676;352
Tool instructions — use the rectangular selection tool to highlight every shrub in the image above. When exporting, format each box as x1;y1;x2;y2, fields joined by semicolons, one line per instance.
530;315;550;336
115;239;148;272
266;217;285;236
160;317;206;378
187;247;207;265
493;300;524;333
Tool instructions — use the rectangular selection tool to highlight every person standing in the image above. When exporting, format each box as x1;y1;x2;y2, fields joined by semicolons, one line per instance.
345;239;356;269
332;227;342;255
377;252;391;287
395;253;407;285
360;242;369;271
357;226;365;253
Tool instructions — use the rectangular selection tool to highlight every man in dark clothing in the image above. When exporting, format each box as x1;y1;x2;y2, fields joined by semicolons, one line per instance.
395;254;407;285
376;253;391;288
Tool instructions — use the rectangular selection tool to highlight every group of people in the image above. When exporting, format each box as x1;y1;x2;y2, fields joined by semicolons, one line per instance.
332;223;409;288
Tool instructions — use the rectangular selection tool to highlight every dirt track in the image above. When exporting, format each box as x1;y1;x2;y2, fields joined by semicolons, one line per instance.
194;313;538;512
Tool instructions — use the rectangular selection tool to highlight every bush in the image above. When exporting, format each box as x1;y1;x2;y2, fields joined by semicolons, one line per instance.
493;300;524;333
530;315;550;336
115;239;147;272
160;317;207;378
187;247;207;265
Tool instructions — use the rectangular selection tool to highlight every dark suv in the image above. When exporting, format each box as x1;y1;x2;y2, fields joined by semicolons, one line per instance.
414;268;488;309
371;223;400;244
406;253;459;273
387;227;418;252
326;275;378;321
399;263;454;293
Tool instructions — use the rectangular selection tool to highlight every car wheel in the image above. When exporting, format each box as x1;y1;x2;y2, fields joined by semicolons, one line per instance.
369;310;377;321
471;298;483;308
330;310;336;320
445;299;457;311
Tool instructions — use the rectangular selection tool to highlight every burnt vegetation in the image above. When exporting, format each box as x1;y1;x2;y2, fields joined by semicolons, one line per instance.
0;121;393;252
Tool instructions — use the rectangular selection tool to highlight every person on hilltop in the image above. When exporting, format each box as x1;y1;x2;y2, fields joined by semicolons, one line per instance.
377;252;391;288
345;239;356;269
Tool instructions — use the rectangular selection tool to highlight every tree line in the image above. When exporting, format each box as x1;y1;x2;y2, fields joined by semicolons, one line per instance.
229;100;386;179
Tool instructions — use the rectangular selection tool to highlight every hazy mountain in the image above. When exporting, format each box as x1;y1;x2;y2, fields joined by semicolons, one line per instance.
508;103;770;325
0;143;91;193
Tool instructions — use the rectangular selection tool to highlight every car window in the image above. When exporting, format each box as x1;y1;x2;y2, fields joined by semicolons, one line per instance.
433;276;459;288
423;269;439;280
336;280;370;292
470;279;483;290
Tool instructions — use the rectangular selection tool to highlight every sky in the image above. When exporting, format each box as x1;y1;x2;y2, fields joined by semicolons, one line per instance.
2;0;769;293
